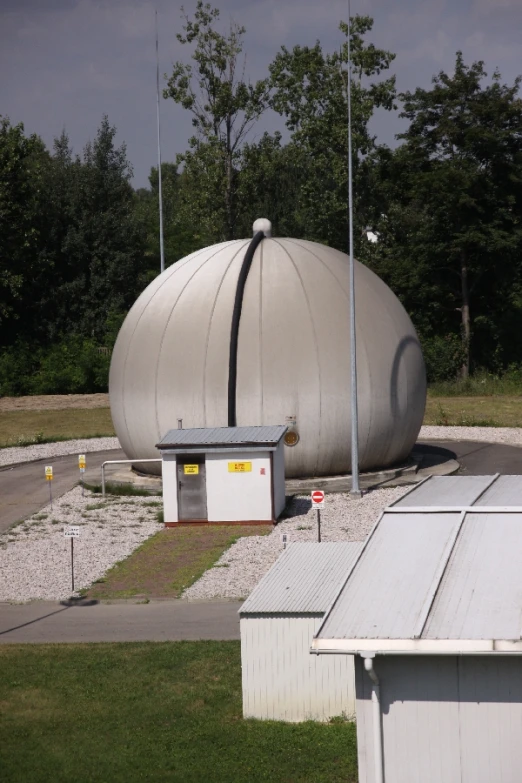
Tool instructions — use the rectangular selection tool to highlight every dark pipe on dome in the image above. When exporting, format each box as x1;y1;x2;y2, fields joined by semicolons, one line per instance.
228;230;266;427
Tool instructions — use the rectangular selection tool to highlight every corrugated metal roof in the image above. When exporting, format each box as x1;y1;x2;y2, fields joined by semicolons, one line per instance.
239;542;363;615
316;513;461;639
157;425;287;449
477;475;522;506
392;475;494;507
314;476;522;651
424;512;522;640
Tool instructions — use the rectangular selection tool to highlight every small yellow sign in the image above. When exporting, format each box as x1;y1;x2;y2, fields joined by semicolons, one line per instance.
228;462;252;473
184;464;199;475
45;466;53;481
78;454;86;469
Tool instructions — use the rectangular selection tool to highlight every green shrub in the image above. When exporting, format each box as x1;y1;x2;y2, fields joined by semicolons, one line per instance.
0;336;110;395
421;333;465;383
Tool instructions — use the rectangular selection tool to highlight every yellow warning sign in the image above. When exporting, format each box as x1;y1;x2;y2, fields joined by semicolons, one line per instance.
184;464;199;475
228;462;252;473
45;466;53;481
78;454;86;469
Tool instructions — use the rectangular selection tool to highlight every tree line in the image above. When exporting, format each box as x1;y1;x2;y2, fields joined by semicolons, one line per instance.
1;1;521;395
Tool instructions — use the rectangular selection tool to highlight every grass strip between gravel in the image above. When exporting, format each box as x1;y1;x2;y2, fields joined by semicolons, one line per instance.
0;642;358;783
84;524;272;600
0;408;115;448
423;395;522;427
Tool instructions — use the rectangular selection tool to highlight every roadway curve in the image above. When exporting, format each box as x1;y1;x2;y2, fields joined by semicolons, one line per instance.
0;449;125;533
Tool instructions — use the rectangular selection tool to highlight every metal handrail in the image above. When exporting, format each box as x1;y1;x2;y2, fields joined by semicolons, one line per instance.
101;459;162;497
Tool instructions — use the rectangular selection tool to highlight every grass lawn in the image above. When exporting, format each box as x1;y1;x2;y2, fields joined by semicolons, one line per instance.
0;642;358;783
0;408;115;448
2;394;522;449
85;524;272;600
424;394;522;427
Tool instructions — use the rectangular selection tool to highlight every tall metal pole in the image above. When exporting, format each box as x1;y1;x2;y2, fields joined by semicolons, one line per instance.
347;0;361;497
156;9;165;274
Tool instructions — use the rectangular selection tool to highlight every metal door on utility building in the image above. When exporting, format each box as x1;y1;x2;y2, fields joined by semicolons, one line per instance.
177;456;207;521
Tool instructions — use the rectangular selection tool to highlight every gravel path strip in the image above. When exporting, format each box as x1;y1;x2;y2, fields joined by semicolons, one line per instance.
419;425;522;446
0;437;120;468
0;486;162;602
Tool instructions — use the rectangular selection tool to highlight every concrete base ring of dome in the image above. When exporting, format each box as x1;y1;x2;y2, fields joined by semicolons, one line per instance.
97;444;460;509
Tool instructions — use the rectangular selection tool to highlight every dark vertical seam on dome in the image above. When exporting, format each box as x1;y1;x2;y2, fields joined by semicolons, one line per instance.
259;242;264;423
202;242;251;426
120;244;214;457
153;241;247;441
272;239;322;477
228;232;265;427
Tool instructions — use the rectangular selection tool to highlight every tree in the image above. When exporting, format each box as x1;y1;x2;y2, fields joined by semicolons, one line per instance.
135;162;198;275
51;116;147;342
164;1;269;240
268;15;396;249
365;54;522;378
0;118;50;336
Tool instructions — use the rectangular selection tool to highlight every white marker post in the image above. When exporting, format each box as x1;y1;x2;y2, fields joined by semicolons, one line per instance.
64;526;80;592
78;454;86;496
311;490;325;542
45;466;53;510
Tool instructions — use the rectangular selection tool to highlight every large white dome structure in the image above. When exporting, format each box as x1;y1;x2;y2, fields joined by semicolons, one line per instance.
109;223;426;478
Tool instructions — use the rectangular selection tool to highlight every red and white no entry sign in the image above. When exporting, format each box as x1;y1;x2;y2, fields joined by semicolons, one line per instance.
311;490;325;508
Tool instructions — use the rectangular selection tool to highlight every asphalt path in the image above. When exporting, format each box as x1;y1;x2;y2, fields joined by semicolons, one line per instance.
0;449;126;533
418;439;522;475
0;599;242;644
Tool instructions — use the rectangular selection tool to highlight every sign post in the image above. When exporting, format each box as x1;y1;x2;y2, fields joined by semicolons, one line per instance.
311;490;325;542
45;466;53;509
64;526;80;592
78;454;86;496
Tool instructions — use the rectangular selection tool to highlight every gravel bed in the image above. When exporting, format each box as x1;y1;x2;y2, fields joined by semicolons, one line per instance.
0;437;120;468
419;425;522;446
183;486;408;601
0;486;162;602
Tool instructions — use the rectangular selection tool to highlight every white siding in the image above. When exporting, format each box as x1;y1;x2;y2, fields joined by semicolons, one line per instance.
241;615;355;722
355;655;522;783
206;450;273;521
273;441;286;518
162;453;179;523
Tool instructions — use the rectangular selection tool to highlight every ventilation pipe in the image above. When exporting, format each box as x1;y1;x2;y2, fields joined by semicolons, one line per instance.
364;656;384;783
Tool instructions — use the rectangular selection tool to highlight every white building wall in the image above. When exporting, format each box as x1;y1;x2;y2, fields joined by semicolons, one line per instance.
162;453;179;523
273;441;286;518
206;450;273;522
355;655;522;783
241;615;356;722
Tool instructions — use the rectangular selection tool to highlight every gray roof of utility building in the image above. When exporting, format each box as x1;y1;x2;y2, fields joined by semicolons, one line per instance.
157;425;287;450
240;542;363;615
391;474;500;507
312;475;522;654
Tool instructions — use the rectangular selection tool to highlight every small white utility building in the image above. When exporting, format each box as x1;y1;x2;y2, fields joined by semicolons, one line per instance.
312;474;522;783
156;425;287;525
240;541;362;722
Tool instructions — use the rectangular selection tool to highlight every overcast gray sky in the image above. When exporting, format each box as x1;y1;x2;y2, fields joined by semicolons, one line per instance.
1;0;521;188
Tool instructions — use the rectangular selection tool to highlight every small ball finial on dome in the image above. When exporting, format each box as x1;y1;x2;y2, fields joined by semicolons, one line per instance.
253;218;272;238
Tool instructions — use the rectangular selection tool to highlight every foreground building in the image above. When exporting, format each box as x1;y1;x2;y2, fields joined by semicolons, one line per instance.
240;541;362;722
313;475;522;783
